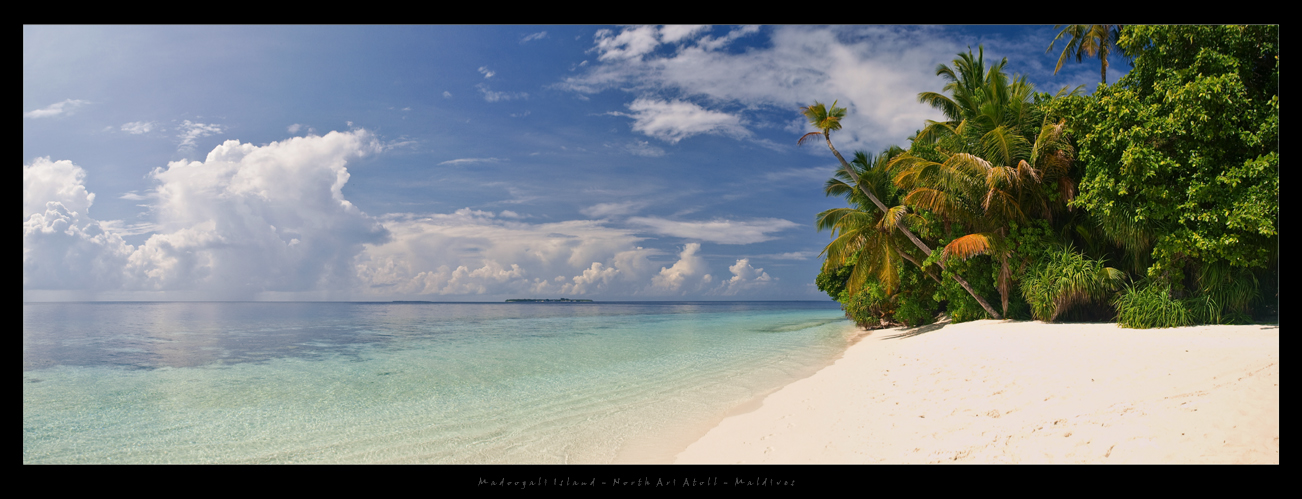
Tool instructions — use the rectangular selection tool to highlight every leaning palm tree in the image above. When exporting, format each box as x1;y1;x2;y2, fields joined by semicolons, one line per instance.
818;150;941;299
800;100;1003;319
1048;25;1121;84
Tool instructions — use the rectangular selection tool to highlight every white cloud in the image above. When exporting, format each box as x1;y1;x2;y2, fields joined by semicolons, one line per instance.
443;91;453;98
118;190;154;201
478;66;496;78
651;243;709;292
24;157;95;218
628;217;800;244
716;258;772;295
176;120;224;149
762;251;819;260
580;201;646;218
521;31;548;43
356;211;661;297
121;121;155;134
477;83;527;102
561;262;619;294
24;99;88;118
618;98;749;143
593;26;662;61
288;123;304;134
660;25;710;44
438;157;505;166
562;25;964;152
122;131;388;298
23;158;130;291
24;202;133;291
696;25;760;51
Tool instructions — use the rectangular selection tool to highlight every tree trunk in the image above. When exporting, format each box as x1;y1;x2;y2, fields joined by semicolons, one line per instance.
824;133;1003;319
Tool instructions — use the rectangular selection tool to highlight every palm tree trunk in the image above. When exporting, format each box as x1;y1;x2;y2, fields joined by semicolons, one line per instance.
824;133;1003;319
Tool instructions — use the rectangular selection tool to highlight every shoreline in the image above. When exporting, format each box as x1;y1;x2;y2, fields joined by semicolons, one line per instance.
675;319;1279;464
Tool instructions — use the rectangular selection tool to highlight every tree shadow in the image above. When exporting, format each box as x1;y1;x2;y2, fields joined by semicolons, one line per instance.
881;318;953;340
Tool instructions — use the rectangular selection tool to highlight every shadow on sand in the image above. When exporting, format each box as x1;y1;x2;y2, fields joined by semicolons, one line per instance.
881;318;954;340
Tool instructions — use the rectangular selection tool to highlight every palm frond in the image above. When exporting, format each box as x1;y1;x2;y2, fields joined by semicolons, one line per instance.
941;233;993;262
797;131;824;146
877;205;910;232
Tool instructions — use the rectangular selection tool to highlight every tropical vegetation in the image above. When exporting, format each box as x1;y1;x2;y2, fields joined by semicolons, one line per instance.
813;25;1277;329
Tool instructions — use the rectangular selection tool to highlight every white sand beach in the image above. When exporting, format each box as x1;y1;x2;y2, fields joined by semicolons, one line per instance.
676;320;1279;464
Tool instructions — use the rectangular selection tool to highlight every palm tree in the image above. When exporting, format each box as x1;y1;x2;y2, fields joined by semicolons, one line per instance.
1047;25;1121;85
888;49;1081;317
818;150;940;299
801;101;1003;319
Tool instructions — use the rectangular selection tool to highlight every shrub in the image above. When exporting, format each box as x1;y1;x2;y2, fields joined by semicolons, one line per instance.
1020;247;1124;322
1113;280;1193;328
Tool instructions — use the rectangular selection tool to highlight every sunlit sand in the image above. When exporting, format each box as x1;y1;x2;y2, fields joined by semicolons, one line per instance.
677;319;1278;464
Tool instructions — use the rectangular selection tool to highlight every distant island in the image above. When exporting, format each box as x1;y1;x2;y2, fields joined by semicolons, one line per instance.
505;298;594;303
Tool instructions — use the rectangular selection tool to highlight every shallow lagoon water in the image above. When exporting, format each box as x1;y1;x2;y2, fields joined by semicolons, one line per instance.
24;301;854;463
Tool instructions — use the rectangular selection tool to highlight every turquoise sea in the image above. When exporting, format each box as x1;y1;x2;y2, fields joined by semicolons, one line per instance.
23;301;855;464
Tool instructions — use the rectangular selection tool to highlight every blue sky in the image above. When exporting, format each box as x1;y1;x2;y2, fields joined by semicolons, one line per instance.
23;25;1122;301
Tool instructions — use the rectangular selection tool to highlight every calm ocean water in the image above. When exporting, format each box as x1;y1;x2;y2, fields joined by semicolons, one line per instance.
23;301;854;464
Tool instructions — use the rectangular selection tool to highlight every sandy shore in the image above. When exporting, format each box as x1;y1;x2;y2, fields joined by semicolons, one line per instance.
676;320;1278;464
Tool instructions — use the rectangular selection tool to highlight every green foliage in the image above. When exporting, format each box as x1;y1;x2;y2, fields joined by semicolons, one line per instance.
1062;25;1279;285
892;261;940;327
815;260;853;302
842;280;893;329
934;255;998;323
1189;260;1261;324
1019;246;1124;322
813;27;1279;329
1113;280;1193;328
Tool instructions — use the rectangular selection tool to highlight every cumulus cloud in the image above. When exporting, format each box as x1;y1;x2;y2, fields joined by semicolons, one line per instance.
562;25;964;152
715;258;772;295
651;243;709;293
176;120;224;149
129;130;388;297
24;99;89;118
478;66;496;78
356;210;661;297
24;157;95;218
562;262;620;294
121;121;155;134
24;158;131;291
617;98;749;143
628;216;800;244
23;132;391;300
